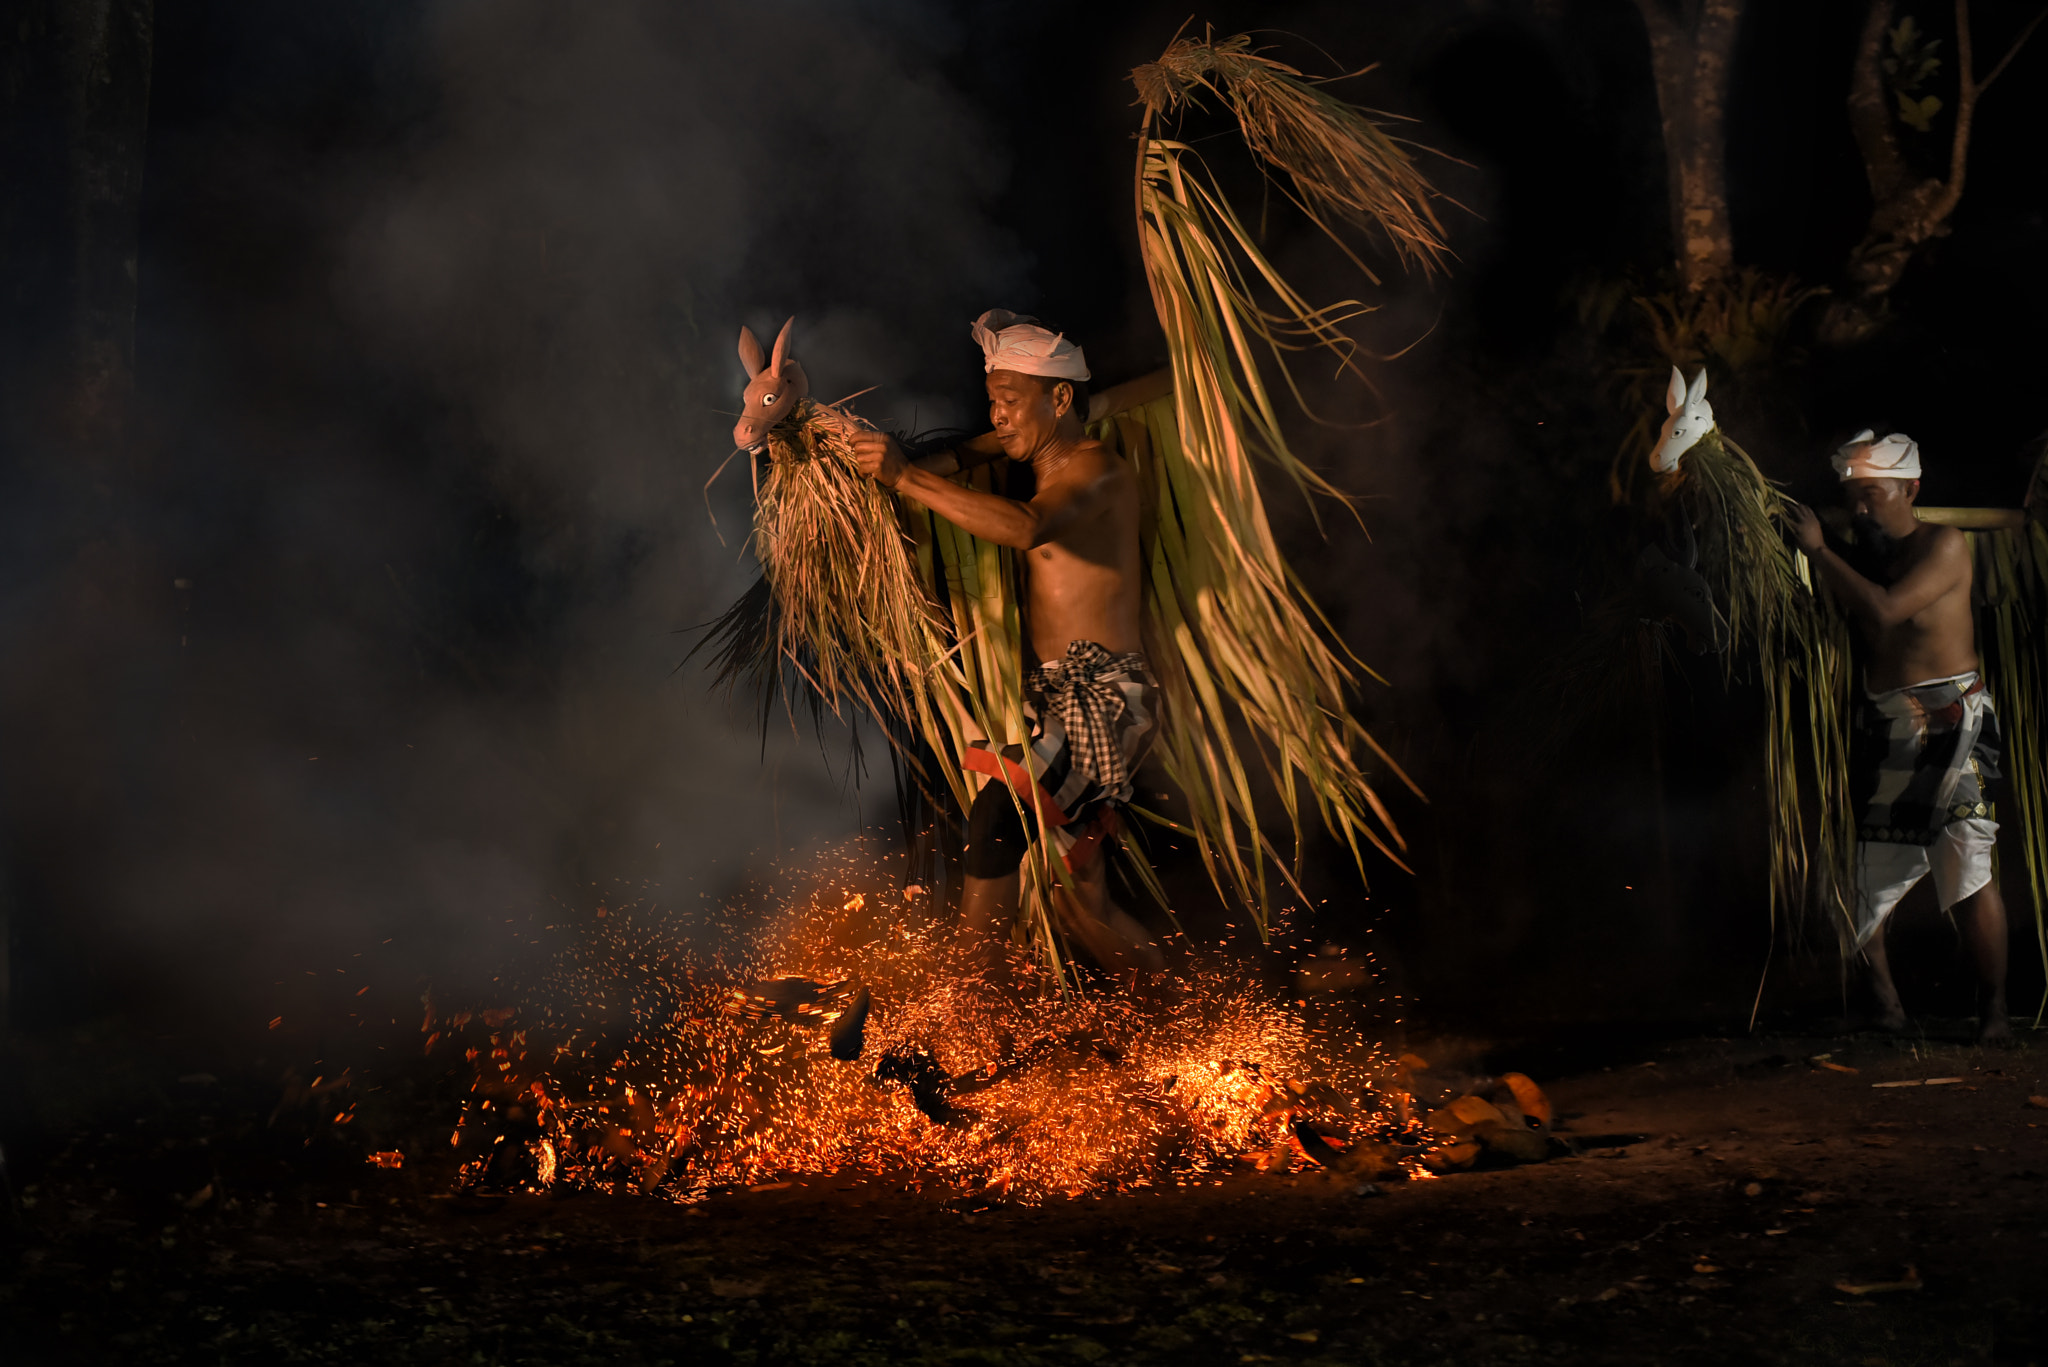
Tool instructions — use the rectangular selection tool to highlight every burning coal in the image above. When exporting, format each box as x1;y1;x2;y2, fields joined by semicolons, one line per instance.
428;843;1499;1203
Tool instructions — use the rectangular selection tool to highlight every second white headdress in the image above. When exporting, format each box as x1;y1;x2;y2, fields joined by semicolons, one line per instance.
1832;429;1922;481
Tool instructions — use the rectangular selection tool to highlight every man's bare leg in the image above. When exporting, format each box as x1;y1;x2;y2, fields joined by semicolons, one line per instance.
1954;882;2011;1042
1861;919;1909;1033
1051;857;1165;976
958;872;1018;981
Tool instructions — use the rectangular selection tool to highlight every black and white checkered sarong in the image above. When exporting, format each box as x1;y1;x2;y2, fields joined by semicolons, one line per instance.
967;641;1159;823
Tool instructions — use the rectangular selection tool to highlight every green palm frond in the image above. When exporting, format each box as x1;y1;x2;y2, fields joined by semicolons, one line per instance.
1667;433;1854;940
1971;521;2048;1021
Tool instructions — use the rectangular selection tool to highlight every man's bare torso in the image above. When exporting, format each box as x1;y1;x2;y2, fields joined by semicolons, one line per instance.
1022;439;1143;664
852;374;1145;666
1859;524;1978;691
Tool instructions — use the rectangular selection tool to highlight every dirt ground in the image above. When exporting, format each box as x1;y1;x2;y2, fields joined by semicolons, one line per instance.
3;1022;2045;1366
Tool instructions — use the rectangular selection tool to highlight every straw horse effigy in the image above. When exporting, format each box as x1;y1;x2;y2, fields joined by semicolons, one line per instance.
698;29;1450;976
1619;368;1853;939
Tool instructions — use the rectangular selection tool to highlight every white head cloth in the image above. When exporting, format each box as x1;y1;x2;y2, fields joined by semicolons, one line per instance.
969;309;1090;381
1832;429;1922;481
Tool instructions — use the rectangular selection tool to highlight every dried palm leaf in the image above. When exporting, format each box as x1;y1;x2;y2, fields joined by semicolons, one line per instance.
1132;30;1450;283
1122;29;1451;929
702;399;978;807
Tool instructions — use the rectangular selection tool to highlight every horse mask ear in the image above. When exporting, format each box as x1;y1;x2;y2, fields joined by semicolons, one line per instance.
769;317;795;376
1665;366;1687;414
1686;368;1709;409
737;327;765;380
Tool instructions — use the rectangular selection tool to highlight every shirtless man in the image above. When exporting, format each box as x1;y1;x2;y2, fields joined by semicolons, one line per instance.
1790;430;2009;1040
851;309;1164;977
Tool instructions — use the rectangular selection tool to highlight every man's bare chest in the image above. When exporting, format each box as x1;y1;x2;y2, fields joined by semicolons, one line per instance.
1022;511;1134;577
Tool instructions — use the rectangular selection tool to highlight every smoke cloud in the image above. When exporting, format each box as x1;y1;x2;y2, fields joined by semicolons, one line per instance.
4;0;1030;1027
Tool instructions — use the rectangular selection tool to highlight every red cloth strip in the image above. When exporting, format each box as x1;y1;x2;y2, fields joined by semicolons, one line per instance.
962;746;1074;828
960;747;1119;871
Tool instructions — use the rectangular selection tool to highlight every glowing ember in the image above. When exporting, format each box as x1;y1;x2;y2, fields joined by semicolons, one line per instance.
365;1151;405;1169
436;845;1429;1202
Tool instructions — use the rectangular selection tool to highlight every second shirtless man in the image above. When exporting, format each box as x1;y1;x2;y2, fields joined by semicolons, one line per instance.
853;310;1165;977
1790;430;2009;1040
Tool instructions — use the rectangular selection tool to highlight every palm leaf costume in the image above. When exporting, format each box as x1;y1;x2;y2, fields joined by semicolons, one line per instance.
701;30;1448;971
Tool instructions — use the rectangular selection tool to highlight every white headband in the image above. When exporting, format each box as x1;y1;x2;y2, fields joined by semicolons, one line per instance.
969;309;1090;381
1832;429;1921;481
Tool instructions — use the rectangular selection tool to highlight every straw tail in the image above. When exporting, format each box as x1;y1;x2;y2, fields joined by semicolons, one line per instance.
1120;30;1450;932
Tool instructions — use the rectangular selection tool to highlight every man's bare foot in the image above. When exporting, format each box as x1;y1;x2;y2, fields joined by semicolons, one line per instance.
1863;928;1908;1035
1977;991;2012;1044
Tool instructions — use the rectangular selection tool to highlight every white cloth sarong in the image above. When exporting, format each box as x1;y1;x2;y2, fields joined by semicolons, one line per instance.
1850;671;2000;947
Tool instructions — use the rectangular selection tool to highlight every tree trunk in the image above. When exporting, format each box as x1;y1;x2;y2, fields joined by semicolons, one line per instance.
1632;0;1744;293
58;0;156;470
1837;0;2045;313
1845;0;1910;206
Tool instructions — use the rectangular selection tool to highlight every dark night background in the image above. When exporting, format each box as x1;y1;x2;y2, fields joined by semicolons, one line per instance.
4;0;2046;1048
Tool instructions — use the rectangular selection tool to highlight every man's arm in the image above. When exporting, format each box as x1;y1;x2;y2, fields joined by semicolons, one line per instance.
1788;505;1969;628
854;432;1115;550
910;431;1005;477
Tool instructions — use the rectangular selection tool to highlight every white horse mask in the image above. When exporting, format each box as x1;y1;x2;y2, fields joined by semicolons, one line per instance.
1650;366;1713;473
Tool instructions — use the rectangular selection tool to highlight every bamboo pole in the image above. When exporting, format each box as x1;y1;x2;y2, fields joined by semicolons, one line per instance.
1916;507;2026;529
